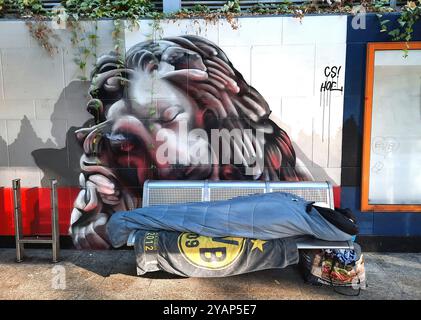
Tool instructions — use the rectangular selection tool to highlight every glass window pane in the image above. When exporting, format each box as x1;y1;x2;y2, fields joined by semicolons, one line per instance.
368;50;421;204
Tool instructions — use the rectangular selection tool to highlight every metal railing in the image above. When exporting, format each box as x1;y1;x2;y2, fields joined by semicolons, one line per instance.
177;0;405;12
12;179;60;263
0;1;407;15
1;1;163;14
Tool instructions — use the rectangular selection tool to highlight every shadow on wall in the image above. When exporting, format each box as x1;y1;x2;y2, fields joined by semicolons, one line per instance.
294;140;334;183
11;117;56;167
0;116;56;170
340;116;362;187
31;81;93;187
0;136;7;167
272;117;340;184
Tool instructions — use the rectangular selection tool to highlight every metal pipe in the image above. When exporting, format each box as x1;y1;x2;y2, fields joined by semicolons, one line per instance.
50;179;60;263
12;179;24;263
163;0;181;13
389;0;397;9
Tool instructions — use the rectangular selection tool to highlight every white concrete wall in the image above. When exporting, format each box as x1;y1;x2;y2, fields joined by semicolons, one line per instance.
0;20;117;187
0;16;347;187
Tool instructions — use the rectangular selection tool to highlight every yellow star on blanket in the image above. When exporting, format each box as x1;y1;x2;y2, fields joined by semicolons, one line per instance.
251;239;267;252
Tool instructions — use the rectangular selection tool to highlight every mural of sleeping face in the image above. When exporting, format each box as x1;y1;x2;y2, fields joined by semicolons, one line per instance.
70;35;312;249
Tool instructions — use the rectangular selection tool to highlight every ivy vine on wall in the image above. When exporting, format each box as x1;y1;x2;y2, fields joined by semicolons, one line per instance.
17;0;45;15
0;0;420;78
379;1;421;55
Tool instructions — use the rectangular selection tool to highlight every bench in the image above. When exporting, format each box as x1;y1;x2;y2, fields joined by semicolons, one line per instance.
127;180;354;250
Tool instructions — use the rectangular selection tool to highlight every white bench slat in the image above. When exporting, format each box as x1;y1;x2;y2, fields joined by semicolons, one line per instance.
297;239;354;250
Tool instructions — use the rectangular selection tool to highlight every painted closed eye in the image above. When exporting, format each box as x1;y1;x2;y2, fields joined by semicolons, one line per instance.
106;132;137;153
160;106;183;123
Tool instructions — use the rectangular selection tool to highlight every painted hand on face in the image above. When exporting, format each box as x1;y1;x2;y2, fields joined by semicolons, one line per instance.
69;173;115;249
70;210;110;250
87;174;121;206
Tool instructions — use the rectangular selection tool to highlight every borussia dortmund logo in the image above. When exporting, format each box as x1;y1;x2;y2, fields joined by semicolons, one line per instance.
178;233;246;270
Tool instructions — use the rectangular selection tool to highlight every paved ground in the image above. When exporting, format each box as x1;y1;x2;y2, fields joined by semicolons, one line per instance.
0;249;420;300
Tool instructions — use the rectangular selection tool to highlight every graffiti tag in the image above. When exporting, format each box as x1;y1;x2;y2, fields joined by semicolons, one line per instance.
320;65;344;142
320;66;343;94
372;136;399;157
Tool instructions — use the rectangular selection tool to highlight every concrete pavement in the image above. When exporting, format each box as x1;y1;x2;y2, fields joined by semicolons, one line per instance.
0;249;420;300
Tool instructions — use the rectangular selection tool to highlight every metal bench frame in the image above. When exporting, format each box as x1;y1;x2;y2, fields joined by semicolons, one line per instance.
127;180;353;250
12;179;60;263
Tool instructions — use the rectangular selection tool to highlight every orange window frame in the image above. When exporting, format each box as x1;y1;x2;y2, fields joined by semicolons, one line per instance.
361;41;421;212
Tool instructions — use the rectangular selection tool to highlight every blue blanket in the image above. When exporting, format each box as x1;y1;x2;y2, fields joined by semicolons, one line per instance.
107;192;353;247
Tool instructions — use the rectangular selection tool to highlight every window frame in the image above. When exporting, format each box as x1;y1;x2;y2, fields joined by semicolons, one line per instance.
361;41;421;212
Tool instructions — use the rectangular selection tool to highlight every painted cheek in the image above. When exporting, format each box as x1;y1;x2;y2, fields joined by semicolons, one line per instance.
134;155;156;185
